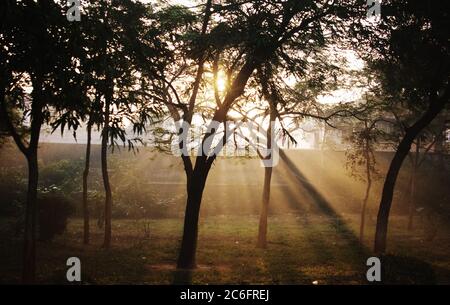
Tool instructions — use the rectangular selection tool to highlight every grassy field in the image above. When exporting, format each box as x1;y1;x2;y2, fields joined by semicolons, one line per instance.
1;213;450;285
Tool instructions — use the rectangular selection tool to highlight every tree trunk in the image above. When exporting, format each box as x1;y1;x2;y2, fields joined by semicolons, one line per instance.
360;137;372;243
22;149;38;283
407;138;419;231
257;167;273;248
374;100;446;254
102;101;112;248
257;103;275;248
82;122;92;244
21;81;43;283
177;167;208;269
1;71;44;283
360;175;371;244
174;35;271;268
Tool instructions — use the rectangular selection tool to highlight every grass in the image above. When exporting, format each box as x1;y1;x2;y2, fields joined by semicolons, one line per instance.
0;213;449;284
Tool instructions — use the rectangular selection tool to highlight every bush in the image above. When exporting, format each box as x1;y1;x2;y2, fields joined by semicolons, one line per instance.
40;160;83;197
0;167;26;216
38;188;74;242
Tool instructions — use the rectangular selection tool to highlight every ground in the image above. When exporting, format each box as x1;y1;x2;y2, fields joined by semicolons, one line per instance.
1;214;450;284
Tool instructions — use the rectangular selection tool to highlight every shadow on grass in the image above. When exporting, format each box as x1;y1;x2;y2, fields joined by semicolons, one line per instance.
273;150;371;283
278;150;369;255
277;150;438;284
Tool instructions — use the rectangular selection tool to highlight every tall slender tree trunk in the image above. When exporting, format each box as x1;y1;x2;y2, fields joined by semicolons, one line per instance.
360;181;371;243
102;100;112;248
360;138;372;243
21;82;43;283
257;103;275;248
407;138;419;231
22;148;38;283
257;167;273;248
82;122;92;244
177;166;208;269
374;100;446;254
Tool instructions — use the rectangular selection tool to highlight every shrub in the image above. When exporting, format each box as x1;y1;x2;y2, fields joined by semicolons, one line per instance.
38;188;75;241
0;167;26;216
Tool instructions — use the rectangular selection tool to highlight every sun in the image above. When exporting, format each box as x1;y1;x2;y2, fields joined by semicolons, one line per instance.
216;71;227;92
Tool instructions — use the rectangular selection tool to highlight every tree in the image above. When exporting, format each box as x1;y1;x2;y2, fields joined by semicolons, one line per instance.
398;116;447;231
359;0;450;253
380;104;448;231
344;102;386;243
82;113;93;244
153;0;362;268
0;0;83;282
250;47;368;248
51;93;101;245
51;0;167;248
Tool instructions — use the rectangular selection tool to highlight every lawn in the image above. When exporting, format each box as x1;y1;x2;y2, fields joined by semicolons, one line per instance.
1;213;449;284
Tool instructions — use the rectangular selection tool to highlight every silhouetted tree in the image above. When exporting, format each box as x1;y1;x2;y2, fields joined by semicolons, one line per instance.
344;104;386;243
153;0;364;268
357;0;450;253
51;0;167;248
0;0;83;282
249;50;364;248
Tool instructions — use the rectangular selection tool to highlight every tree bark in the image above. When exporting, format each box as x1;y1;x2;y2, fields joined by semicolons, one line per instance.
257;167;273;248
374;99;446;254
82;122;92;244
102;100;112;248
22;148;38;283
360;181;371;244
177;165;208;269
257;101;275;248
